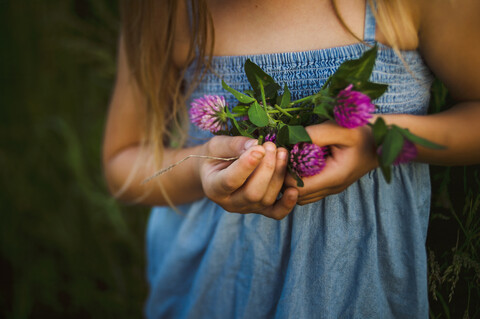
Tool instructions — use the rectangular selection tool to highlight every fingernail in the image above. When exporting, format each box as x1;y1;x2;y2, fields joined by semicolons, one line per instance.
244;139;258;150
251;151;264;160
277;150;286;160
265;143;276;152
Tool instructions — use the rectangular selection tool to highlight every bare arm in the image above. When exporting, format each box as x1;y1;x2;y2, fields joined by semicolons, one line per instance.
382;0;480;165
285;0;480;204
102;36;207;205
102;36;298;218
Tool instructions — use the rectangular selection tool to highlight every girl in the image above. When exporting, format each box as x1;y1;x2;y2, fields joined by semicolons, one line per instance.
103;0;480;317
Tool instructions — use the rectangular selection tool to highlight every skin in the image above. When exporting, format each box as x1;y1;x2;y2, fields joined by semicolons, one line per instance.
103;0;480;218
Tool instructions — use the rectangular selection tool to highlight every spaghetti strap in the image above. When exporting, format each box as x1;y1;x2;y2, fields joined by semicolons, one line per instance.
186;0;194;34
363;0;376;42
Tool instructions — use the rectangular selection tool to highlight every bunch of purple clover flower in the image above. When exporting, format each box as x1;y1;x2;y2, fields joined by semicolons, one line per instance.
333;84;376;129
290;142;329;177
189;95;228;133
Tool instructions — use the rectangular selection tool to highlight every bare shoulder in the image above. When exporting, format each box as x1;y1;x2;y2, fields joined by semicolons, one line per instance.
417;0;480;100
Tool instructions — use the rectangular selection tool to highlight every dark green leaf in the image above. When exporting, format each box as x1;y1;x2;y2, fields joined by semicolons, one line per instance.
277;125;289;146
380;127;404;166
247;101;269;127
313;102;334;120
329;45;378;92
335;45;377;81
428;78;448;114
264;83;281;101
380;165;392;183
222;80;256;104
288;125;312;144
395;126;446;150
372;117;388;147
244;90;256;98
287;165;304;187
280;84;291;109
226;107;253;138
355;81;388;100
244;59;278;93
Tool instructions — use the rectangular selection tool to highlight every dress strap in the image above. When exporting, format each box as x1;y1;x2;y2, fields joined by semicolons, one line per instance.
186;0;194;33
363;0;377;42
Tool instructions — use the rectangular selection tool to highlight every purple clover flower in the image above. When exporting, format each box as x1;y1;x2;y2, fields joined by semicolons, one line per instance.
393;139;418;165
265;133;276;143
377;139;418;165
290;142;328;177
189;95;228;133
334;84;376;128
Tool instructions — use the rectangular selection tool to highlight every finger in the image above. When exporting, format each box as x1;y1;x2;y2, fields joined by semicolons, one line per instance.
261;187;298;220
212;145;266;194
305;122;354;146
230;142;278;206
297;195;325;206
207;135;259;158
261;147;289;206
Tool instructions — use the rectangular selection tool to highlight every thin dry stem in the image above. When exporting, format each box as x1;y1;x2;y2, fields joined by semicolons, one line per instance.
141;155;238;184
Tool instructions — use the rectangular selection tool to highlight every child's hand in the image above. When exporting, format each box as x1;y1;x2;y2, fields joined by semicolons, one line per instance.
285;122;378;205
199;136;298;220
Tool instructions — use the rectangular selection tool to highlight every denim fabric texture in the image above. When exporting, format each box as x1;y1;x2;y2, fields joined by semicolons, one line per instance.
145;3;434;318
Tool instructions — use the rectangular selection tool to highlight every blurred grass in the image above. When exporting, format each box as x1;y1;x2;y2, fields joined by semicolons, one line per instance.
0;1;479;318
1;1;149;318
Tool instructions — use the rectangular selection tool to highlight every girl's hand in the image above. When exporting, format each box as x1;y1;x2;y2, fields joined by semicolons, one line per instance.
199;136;298;220
285;122;379;205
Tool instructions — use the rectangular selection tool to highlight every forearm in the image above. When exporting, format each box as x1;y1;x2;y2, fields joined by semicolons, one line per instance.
380;102;480;166
103;143;206;206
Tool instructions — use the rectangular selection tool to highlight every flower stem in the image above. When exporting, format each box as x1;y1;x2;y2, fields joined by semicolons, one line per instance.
258;77;268;109
274;105;293;118
290;96;312;105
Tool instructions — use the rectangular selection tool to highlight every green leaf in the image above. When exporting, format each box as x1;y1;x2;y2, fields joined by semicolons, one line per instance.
247;101;269;127
371;117;388;147
226;107;253;138
313;102;334;120
231;105;248;114
380;127;404;166
329;45;378;92
335;45;377;81
395;126;446;150
380;165;392;183
277;125;289;146
354;81;388;100
288;125;312;144
222;80;256;104
280;84;291;109
244;59;278;92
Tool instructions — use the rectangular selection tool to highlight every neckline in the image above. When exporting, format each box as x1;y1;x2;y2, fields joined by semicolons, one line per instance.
190;42;421;71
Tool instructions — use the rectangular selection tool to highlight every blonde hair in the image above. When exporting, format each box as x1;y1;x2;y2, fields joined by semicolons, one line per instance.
121;0;213;173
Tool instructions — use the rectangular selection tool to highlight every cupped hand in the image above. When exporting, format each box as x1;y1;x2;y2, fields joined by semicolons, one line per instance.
199;136;298;220
285;121;379;205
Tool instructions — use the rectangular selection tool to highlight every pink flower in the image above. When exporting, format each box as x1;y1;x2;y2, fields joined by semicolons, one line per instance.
189;95;228;132
290;143;328;177
334;84;376;128
393;139;418;165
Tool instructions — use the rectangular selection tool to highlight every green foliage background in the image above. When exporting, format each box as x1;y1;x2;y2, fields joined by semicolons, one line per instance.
0;1;478;318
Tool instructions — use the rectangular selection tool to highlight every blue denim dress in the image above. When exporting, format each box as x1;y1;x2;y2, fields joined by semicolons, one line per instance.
145;4;433;318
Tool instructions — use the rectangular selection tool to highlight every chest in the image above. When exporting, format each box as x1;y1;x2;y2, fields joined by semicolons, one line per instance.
207;0;366;56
